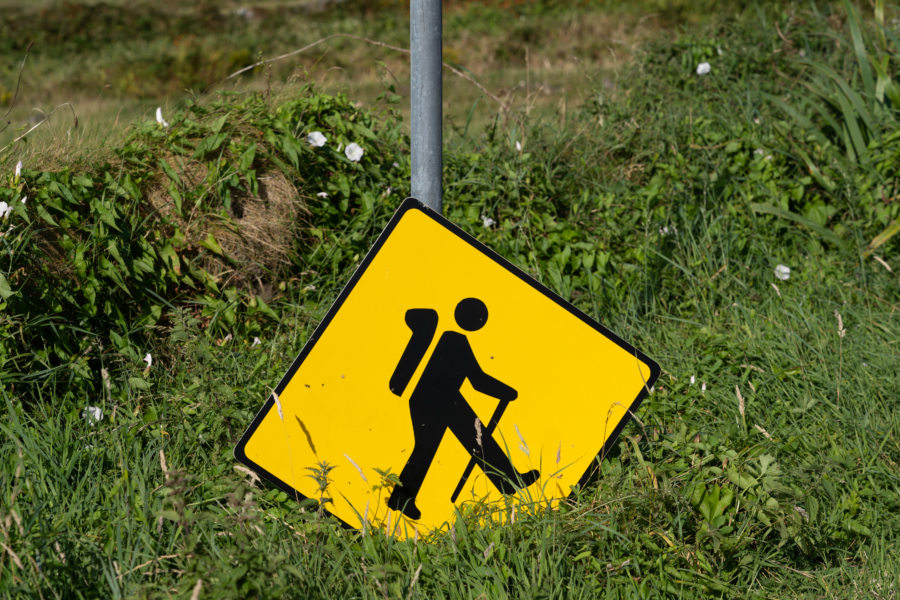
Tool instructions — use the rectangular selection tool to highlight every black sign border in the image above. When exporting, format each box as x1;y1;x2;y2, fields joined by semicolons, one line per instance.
234;197;661;530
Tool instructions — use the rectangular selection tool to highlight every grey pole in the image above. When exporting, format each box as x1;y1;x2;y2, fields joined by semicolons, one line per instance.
410;0;442;213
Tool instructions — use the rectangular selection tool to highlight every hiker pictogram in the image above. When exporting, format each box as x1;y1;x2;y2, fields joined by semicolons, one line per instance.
235;198;660;538
387;298;540;520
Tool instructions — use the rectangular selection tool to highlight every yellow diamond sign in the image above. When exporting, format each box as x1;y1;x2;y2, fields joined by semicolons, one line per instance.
235;198;659;537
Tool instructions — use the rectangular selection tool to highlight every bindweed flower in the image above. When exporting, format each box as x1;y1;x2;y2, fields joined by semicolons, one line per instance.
0;201;11;219
14;160;22;180
482;215;495;228
316;192;328;198
155;107;169;128
690;375;696;385
696;62;711;75
82;406;103;426
143;353;152;368
307;131;327;147
20;196;26;205
344;142;364;162
774;264;791;281
251;336;261;347
515;140;522;152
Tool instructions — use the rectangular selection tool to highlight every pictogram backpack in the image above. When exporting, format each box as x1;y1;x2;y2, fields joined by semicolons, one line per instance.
389;308;438;396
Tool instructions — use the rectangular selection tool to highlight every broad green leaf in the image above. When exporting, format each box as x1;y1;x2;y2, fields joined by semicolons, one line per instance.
0;273;13;299
200;233;225;256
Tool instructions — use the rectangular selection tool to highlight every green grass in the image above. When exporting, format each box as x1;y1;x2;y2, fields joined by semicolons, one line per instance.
2;1;900;598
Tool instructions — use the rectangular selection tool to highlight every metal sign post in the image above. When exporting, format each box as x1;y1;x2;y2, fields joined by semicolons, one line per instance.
410;0;442;214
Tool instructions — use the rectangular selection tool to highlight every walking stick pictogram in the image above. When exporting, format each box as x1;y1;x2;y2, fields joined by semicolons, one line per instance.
449;396;511;503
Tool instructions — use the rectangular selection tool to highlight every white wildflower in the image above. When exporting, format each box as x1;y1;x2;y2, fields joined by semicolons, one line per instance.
344;142;364;162
696;62;711;76
82;406;103;426
251;336;261;347
774;264;791;281
690;375;696;385
14;160;22;179
307;131;327;147
0;201;11;219
515;140;522;152
316;192;328;198
482;215;495;228
20;196;26;205
392;162;399;168
143;353;153;369
155;107;169;128
701;382;707;393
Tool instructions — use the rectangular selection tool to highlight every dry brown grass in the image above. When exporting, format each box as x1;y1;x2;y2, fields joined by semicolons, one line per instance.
1;95;148;173
2;2;663;174
260;9;659;135
148;156;307;296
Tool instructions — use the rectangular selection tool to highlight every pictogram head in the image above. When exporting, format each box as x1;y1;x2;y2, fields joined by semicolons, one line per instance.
455;298;488;331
